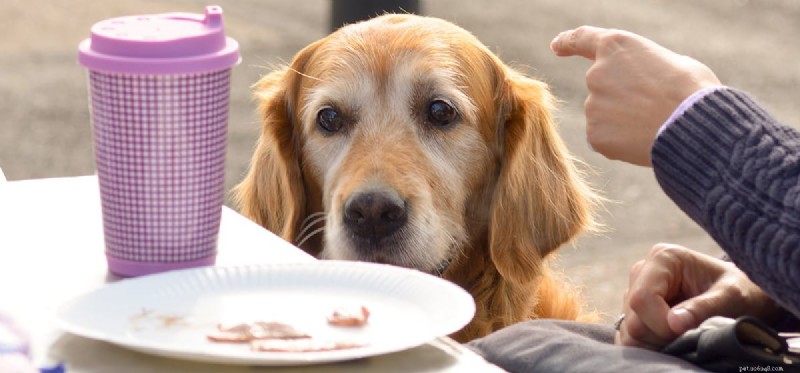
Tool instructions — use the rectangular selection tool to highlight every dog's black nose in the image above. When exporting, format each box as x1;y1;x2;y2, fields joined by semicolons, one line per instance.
343;191;408;240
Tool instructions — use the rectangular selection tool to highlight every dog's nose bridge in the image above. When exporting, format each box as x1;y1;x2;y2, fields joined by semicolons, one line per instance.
344;123;418;171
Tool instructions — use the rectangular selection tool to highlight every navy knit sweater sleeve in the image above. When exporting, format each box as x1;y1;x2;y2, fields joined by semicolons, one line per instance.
651;88;800;319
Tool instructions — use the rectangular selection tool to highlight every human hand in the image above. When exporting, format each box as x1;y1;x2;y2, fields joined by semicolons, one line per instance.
551;26;722;166
615;243;782;350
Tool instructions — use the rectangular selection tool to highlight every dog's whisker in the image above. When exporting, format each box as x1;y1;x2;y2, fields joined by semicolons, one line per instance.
295;226;326;249
295;213;327;247
299;211;326;229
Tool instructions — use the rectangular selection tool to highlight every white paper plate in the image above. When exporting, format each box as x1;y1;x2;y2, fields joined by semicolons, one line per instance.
55;261;475;366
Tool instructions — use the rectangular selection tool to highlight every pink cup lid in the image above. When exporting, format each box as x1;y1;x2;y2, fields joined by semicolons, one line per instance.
78;5;240;74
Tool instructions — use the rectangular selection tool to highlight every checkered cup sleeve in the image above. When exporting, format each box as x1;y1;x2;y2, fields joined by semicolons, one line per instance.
90;70;230;277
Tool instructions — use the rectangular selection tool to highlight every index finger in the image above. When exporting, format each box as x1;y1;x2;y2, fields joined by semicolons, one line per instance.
550;25;608;60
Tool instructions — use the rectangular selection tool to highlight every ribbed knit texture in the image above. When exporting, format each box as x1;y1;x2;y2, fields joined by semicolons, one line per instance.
652;88;800;320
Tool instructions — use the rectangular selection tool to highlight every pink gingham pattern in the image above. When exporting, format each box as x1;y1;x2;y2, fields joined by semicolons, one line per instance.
89;69;230;266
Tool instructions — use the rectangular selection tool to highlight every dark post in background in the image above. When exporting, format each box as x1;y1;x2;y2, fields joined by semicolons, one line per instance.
330;0;421;31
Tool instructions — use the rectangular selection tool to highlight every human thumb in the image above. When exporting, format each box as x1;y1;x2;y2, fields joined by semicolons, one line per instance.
667;292;725;335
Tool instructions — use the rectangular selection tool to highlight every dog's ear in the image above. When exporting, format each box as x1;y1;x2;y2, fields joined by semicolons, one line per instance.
233;42;320;243
488;68;597;285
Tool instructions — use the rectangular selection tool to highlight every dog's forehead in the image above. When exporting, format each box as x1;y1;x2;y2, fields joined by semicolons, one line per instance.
307;16;484;80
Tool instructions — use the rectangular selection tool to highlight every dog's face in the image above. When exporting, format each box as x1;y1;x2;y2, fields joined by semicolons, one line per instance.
293;16;503;271
237;14;594;283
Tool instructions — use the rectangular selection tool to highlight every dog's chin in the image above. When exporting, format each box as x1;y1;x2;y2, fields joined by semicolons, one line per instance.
322;235;449;274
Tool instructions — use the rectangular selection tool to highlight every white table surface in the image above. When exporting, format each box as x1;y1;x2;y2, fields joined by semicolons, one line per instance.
0;174;502;372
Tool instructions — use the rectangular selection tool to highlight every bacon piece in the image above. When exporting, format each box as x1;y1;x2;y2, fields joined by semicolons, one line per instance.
327;305;370;327
250;338;365;352
207;321;310;343
207;323;252;343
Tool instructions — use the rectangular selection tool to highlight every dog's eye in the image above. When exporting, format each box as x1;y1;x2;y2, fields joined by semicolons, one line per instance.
427;100;458;127
317;107;344;134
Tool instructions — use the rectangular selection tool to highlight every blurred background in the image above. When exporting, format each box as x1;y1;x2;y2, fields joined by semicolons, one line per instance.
3;0;799;323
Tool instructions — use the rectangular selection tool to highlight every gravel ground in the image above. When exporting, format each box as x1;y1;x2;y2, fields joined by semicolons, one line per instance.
3;0;799;322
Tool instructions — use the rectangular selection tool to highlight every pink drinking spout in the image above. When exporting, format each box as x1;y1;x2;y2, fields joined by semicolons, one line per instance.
204;5;223;28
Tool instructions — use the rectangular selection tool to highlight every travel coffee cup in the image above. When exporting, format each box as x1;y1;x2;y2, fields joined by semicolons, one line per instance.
78;5;240;277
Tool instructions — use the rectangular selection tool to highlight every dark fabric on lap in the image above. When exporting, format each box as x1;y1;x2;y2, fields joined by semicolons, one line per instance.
467;320;710;373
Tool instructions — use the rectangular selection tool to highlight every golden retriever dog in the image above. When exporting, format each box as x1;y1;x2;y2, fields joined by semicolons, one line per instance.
235;14;598;341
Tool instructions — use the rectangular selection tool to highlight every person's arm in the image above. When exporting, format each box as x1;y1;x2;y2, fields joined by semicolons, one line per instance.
551;26;800;348
652;87;800;319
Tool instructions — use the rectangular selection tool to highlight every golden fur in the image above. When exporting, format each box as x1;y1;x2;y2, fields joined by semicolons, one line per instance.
234;14;598;342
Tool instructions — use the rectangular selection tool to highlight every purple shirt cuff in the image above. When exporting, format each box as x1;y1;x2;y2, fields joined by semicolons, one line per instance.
657;86;725;138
